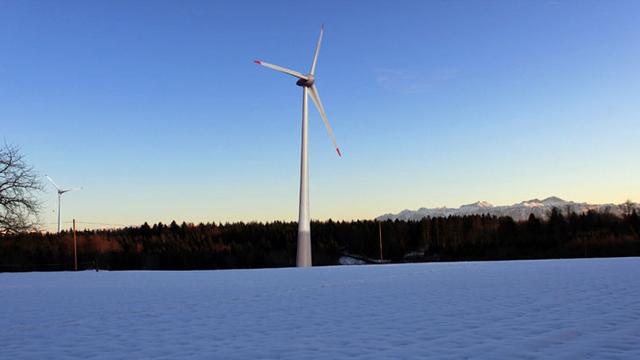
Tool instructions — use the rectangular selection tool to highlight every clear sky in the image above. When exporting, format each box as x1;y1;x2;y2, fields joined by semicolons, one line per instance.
1;1;639;231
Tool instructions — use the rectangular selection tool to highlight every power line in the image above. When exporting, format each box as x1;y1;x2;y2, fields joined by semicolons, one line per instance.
42;221;128;227
75;221;128;227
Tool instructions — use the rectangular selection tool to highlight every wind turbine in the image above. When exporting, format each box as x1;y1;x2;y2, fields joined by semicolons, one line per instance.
255;25;341;267
46;175;81;233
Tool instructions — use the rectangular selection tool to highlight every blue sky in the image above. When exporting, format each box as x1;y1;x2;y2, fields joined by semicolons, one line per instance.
1;1;639;230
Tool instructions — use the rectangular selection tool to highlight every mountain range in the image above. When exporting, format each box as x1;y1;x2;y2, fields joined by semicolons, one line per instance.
376;197;624;222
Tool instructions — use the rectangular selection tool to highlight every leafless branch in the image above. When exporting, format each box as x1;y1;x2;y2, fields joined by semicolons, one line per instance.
0;143;43;234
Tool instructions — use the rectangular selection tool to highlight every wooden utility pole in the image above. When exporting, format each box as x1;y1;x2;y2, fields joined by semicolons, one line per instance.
378;221;383;261
73;219;78;271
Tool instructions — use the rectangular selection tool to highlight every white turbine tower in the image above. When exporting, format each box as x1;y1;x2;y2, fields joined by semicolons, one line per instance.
46;175;81;233
255;25;341;267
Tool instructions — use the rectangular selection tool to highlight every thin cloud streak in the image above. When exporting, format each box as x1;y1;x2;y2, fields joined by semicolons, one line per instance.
373;67;459;94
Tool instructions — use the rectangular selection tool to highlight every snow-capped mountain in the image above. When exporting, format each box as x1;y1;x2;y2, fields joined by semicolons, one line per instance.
377;197;622;222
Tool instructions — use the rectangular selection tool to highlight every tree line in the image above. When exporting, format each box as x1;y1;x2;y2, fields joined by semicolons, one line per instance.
1;208;639;272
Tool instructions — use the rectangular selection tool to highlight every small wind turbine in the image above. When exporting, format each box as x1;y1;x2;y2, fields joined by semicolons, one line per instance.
255;25;341;267
46;175;81;233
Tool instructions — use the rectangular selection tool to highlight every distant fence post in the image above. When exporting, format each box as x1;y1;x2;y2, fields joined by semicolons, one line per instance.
379;221;383;262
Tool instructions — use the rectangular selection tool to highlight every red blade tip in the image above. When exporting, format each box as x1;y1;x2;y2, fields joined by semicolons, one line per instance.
336;148;342;157
254;60;262;64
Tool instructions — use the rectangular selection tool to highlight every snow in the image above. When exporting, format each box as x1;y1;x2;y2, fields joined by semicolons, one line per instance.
2;258;640;359
522;200;545;208
338;256;366;265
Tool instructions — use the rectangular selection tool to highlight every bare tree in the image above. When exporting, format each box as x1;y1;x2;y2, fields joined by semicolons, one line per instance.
621;199;638;217
0;144;42;234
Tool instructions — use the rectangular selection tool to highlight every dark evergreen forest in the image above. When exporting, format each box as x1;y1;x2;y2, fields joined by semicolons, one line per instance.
1;208;639;272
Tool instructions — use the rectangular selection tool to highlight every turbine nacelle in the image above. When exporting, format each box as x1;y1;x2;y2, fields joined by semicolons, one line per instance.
296;75;315;87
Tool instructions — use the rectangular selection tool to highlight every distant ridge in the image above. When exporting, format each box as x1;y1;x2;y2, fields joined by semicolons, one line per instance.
376;197;623;222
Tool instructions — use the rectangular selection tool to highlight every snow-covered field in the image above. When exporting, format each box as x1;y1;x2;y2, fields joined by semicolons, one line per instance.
2;258;639;359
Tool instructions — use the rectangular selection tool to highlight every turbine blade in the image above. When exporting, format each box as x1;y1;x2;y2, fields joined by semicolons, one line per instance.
310;25;324;75
45;175;62;191
60;187;81;195
254;60;308;80
309;85;341;157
